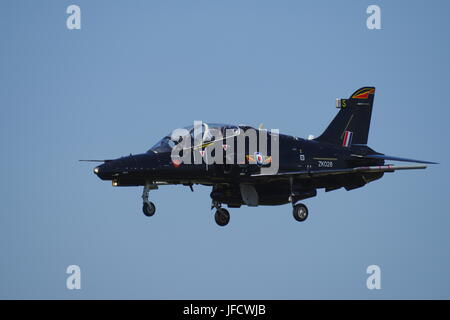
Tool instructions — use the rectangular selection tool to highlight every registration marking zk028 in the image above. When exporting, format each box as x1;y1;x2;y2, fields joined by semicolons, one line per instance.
318;160;333;168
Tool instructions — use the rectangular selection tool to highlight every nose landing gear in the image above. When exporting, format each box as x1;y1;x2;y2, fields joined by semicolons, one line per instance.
212;200;230;227
142;182;158;217
143;202;156;216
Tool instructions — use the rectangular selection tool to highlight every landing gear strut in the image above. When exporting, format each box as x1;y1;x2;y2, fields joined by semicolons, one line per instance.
212;200;230;226
292;203;308;222
289;177;309;222
142;182;157;217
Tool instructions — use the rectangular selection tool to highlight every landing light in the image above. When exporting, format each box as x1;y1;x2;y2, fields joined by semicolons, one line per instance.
112;181;118;186
94;167;99;174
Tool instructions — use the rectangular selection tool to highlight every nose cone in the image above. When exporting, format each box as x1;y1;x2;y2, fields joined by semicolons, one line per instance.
92;153;159;181
93;162;110;179
93;159;124;180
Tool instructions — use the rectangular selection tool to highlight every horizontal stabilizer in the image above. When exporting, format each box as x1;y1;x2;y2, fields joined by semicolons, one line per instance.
351;154;438;164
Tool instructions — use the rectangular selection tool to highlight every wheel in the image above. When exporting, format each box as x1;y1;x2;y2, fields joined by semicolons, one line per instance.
142;202;156;217
293;203;308;222
214;208;230;226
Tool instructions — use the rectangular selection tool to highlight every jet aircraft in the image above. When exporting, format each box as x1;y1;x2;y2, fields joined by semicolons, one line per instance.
84;87;436;226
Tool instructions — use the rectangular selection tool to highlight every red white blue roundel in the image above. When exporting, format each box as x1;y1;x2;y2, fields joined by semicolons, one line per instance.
255;152;264;166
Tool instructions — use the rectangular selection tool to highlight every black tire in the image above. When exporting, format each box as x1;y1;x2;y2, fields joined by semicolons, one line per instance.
214;208;230;226
293;203;308;222
143;202;156;217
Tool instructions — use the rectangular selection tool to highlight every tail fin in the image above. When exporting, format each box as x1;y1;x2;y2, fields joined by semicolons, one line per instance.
315;87;375;146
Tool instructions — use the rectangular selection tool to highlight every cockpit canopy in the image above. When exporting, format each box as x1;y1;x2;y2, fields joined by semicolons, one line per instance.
148;123;242;153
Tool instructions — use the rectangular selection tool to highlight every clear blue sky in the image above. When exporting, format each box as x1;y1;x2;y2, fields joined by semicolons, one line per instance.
1;0;449;299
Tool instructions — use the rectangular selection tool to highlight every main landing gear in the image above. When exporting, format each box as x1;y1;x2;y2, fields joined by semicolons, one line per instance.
212;200;230;227
292;203;308;222
140;182;307;225
142;182;157;217
289;177;309;222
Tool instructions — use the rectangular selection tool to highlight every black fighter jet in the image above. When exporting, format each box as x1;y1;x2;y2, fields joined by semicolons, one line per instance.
84;87;436;226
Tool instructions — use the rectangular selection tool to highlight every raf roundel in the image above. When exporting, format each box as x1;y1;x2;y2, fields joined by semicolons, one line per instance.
255;152;264;166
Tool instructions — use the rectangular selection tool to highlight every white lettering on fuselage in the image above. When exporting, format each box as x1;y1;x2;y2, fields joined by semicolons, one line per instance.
318;160;333;168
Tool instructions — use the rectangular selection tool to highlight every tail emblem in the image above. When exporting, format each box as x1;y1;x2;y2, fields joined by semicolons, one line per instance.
342;131;353;147
351;88;375;99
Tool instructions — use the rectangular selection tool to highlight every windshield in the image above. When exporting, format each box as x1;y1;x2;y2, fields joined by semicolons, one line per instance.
148;136;177;153
148;123;240;153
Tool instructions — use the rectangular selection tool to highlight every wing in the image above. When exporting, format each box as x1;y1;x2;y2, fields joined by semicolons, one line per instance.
252;164;427;178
